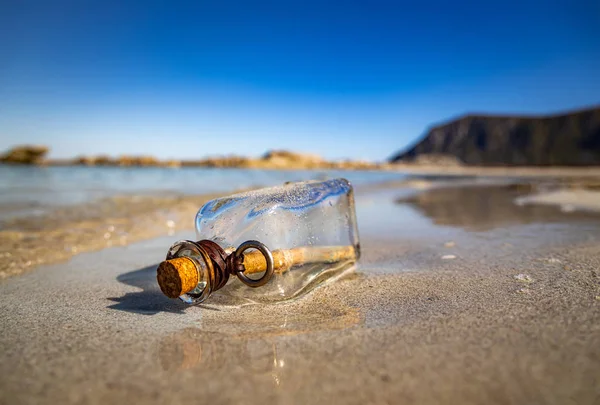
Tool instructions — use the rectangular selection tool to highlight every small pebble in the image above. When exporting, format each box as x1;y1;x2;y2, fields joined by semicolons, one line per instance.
518;288;531;294
166;220;175;228
441;255;456;260
107;225;115;232
595;296;600;301
103;232;111;240
547;258;561;263
444;241;455;248
514;274;534;283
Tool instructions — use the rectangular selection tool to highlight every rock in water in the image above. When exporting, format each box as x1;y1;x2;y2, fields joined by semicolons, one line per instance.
390;106;600;166
0;145;49;164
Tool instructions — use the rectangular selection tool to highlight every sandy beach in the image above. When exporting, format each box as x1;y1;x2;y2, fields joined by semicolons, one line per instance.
1;171;599;405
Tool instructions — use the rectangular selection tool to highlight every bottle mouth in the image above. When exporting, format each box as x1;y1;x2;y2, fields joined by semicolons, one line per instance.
156;256;200;298
162;240;215;304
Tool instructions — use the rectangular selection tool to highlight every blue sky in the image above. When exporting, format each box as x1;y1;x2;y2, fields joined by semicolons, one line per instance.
1;0;599;161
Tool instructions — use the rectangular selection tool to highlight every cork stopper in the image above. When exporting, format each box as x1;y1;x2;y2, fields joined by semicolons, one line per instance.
157;257;199;298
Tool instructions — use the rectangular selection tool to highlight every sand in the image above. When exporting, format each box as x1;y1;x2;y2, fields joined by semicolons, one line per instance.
1;180;600;404
0;193;225;280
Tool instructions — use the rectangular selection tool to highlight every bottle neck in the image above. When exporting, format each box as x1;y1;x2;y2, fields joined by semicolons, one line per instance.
157;239;276;303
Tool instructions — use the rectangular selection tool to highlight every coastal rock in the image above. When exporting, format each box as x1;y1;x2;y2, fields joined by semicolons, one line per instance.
76;155;180;167
332;160;380;170
40;149;380;171
261;150;325;169
187;155;253;168
0;145;49;164
163;160;182;168
390;106;600;166
118;155;160;167
76;155;115;166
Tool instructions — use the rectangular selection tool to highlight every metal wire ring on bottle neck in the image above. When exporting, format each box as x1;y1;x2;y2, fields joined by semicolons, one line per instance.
233;240;274;287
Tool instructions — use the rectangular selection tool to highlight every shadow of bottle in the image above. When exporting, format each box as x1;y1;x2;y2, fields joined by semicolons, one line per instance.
107;264;188;315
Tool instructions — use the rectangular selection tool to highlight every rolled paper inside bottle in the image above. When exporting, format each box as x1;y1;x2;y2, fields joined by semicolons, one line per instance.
157;245;357;298
242;245;357;275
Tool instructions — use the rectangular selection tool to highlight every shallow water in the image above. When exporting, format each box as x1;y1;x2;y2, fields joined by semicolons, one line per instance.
0;166;406;220
0;166;407;279
342;183;600;286
2;165;600;282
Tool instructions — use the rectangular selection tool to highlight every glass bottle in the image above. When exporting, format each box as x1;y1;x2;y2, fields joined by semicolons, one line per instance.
157;178;360;304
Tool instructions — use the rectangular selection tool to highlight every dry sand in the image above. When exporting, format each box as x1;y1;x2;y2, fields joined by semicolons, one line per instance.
1;181;600;404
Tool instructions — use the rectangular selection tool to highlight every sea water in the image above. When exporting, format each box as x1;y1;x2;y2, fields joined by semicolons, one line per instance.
0;166;405;221
0;165;406;278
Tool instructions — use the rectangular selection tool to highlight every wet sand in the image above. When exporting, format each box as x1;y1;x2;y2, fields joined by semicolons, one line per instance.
1;180;600;404
0;193;225;280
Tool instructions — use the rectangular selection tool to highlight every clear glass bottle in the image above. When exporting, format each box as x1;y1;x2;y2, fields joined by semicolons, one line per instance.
157;178;360;304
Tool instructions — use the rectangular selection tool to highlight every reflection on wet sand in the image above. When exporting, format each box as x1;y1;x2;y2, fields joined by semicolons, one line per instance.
158;331;287;386
396;184;597;231
156;298;363;387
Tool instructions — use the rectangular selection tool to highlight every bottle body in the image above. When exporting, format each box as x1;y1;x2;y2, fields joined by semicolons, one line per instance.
195;178;359;303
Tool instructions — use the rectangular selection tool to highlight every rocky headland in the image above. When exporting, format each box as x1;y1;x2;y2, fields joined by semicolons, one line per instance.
390;106;600;166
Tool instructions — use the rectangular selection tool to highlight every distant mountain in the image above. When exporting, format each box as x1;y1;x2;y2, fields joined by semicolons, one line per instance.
390;106;600;166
